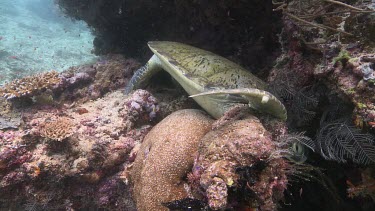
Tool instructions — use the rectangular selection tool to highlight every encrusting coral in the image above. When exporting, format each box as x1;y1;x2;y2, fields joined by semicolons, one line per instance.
0;71;61;100
39;117;75;141
130;109;214;211
193;115;290;210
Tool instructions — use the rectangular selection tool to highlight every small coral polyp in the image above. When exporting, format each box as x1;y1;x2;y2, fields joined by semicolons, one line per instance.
0;71;61;100
39;117;75;141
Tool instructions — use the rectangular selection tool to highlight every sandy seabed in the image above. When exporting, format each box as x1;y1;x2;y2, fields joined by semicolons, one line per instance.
0;0;97;85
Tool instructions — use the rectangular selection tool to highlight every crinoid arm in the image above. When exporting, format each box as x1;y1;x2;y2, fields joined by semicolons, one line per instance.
190;88;287;120
316;120;375;165
125;54;163;94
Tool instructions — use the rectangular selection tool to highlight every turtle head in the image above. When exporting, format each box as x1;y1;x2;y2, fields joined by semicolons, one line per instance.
278;133;315;164
287;141;309;163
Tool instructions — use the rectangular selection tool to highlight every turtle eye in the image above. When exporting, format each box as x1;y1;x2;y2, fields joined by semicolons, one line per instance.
288;141;308;163
292;142;304;155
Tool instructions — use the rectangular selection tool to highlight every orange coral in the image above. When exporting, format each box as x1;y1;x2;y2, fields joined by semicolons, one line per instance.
39;117;75;141
0;71;61;99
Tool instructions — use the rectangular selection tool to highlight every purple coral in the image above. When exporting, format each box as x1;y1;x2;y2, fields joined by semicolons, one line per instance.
63;72;92;86
123;89;160;122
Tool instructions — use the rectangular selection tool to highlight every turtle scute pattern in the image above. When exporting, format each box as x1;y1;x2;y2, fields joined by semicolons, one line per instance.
149;41;267;90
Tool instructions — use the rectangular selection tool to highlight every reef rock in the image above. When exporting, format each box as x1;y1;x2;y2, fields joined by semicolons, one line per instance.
131;109;213;211
0;89;157;210
194;116;289;210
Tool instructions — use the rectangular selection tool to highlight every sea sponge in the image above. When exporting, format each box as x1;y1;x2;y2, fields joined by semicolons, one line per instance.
39;117;75;141
0;71;61;100
130;109;213;211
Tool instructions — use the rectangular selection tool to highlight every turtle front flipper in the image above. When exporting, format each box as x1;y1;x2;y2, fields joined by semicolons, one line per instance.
125;55;163;94
190;88;287;120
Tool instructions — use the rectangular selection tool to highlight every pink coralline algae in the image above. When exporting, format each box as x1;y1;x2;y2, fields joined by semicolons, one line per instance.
129;108;291;211
0;131;33;188
193;116;290;210
56;54;140;104
0;90;155;209
23;90;157;179
0;57;155;210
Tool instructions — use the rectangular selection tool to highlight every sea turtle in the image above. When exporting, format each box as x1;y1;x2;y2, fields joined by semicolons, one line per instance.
125;41;287;120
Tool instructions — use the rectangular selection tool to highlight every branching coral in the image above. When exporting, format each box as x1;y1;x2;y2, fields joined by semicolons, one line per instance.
0;71;61;100
39;117;75;141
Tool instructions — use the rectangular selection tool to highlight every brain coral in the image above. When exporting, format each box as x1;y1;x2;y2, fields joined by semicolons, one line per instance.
39;117;75;141
130;109;213;211
0;71;61;100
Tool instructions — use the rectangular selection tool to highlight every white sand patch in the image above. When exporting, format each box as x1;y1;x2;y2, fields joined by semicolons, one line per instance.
0;0;97;85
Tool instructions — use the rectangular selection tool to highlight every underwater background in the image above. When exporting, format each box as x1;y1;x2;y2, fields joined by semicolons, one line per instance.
0;0;96;85
1;0;375;211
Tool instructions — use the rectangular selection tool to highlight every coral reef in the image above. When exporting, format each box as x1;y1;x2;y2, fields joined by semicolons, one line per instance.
0;57;159;210
0;92;146;209
268;0;375;209
130;109;213;211
39;117;75;141
57;54;140;104
0;71;61;100
270;0;375;130
0;50;199;209
129;108;291;211
193;116;290;210
1;0;375;210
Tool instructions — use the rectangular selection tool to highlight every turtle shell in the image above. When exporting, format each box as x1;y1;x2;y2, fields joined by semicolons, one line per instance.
148;41;267;92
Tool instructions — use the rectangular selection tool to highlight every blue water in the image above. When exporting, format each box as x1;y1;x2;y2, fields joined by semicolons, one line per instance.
0;0;97;85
